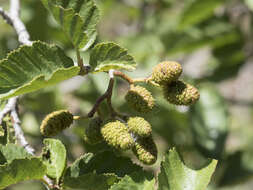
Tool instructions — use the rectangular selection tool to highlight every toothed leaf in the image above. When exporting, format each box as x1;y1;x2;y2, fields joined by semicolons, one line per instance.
0;158;46;189
90;42;137;72
0;41;79;100
158;148;217;190
41;0;99;51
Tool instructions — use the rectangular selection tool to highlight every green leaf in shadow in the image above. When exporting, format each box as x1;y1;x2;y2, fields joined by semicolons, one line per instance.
41;0;99;51
0;158;46;189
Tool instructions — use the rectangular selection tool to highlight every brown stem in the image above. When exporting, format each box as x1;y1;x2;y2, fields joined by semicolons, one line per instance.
87;77;115;118
113;70;150;84
76;49;91;76
106;78;117;117
113;70;134;84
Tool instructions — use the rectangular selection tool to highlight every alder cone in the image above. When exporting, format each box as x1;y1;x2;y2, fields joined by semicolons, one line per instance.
125;85;154;113
40;110;73;136
127;117;152;137
132;136;157;165
151;61;182;85
84;117;103;145
101;120;134;150
163;80;200;105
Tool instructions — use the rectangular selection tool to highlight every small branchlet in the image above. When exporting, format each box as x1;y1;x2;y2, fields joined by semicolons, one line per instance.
163;80;200;106
125;85;154;113
40;110;73;137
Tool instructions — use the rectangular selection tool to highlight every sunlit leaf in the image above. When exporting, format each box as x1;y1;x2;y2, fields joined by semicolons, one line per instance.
158;148;217;190
0;41;79;100
42;138;67;182
89;42;137;72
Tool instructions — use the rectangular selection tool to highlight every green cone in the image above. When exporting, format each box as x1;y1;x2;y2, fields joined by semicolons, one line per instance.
163;80;200;106
132;136;157;165
125;85;154;113
151;61;182;85
101;120;134;150
40;110;73;136
84;117;103;145
127;117;152;137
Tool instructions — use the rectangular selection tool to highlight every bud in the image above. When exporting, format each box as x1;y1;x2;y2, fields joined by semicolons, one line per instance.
40;110;73;136
83;117;103;145
125;85;154;113
151;61;182;85
163;80;200;105
132;136;157;165
127;117;152;137
101;120;134;150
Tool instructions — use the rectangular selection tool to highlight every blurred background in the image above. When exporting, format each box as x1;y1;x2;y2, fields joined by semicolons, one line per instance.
1;0;253;189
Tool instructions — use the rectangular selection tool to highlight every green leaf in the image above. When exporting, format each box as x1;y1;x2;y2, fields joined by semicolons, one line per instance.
89;42;137;72
0;41;79;100
109;171;155;190
0;144;32;165
190;83;229;158
158;148;217;190
65;151;142;177
42;138;67;182
41;0;99;51
0;158;46;189
63;151;143;189
178;0;223;30
64;173;118;190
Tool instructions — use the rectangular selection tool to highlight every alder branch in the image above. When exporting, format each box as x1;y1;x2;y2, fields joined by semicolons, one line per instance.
0;0;54;189
10;99;35;155
0;0;33;152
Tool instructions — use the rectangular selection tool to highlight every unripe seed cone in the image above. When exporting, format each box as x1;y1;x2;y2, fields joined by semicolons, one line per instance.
125;85;154;113
151;61;182;85
84;117;103;145
40;110;73;136
127;117;152;137
101;120;134;150
163;80;200;105
132;136;157;165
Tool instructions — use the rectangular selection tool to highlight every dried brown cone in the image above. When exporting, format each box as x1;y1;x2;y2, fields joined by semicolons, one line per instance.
151;61;182;86
84;117;103;145
163;80;200;105
125;85;154;113
101;120;134;150
40;110;73;136
132;136;157;165
127;117;152;137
